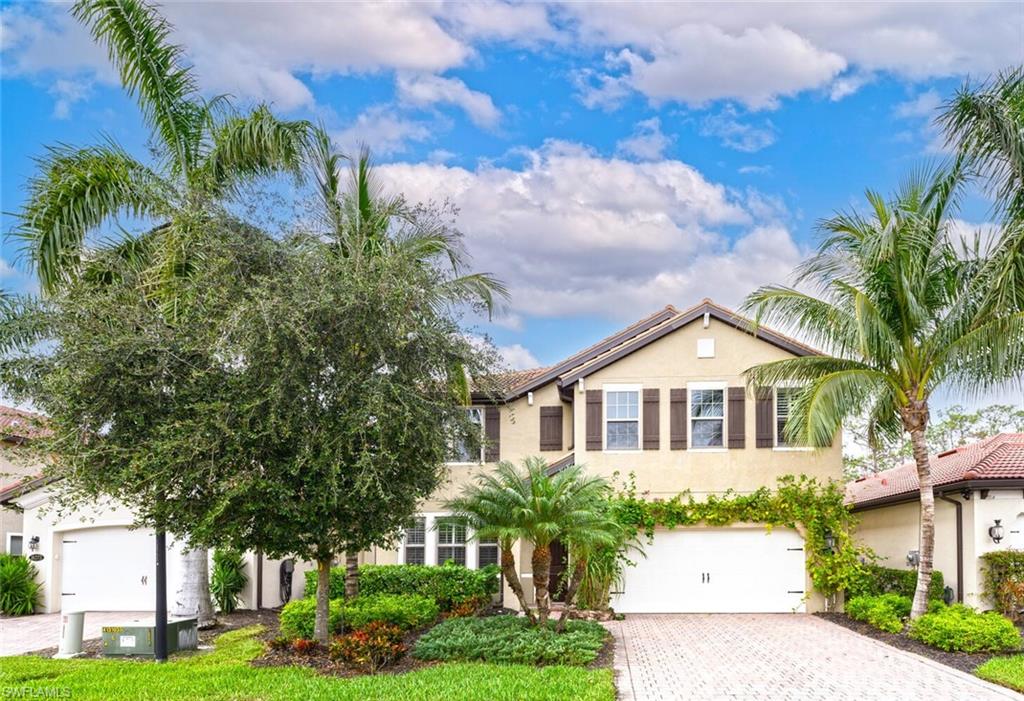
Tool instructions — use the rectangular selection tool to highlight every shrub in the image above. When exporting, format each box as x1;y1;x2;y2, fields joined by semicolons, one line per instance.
908;604;1022;653
446;595;489;618
291;638;319;655
982;550;1024;618
267;636;291;652
330;621;407;672
279;597;343;639
210;549;248;614
847;564;945;602
306;563;499;611
846;594;911;633
343;593;439;630
413;614;608;666
0;554;41;616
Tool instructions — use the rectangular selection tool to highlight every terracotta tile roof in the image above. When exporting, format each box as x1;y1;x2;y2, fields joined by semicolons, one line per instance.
0;405;49;441
845;433;1024;507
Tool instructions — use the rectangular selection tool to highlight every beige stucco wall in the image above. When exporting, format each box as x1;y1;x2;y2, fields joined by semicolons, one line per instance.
969;490;1024;608
573;317;842;497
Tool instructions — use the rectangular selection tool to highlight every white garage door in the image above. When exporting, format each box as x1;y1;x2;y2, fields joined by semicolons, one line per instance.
613;528;806;613
61;526;158;611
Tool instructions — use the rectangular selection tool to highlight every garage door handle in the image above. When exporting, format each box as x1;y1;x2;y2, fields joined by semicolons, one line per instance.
141;576;148;586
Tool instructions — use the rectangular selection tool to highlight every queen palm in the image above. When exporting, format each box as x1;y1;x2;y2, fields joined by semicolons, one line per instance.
742;165;1024;618
12;0;311;625
447;457;612;626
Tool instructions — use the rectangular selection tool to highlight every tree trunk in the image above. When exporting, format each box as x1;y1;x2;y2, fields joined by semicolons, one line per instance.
313;557;332;643
905;401;935;619
173;547;215;628
501;545;536;625
532;543;552;626
345;551;359;599
556;557;587;633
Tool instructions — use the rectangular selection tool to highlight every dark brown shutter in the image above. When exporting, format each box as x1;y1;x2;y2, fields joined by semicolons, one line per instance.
728;387;746;449
484;406;501;461
643;389;660;450
586;390;602;451
755;388;773;448
539;406;563;452
669;389;687;450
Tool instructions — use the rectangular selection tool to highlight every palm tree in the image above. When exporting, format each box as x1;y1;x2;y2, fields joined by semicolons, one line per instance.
447;457;612;626
742;165;1024;618
11;0;311;626
555;510;622;632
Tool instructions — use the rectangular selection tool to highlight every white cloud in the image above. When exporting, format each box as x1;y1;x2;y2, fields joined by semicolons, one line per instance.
701;107;777;152
374;141;803;320
738;165;772;175
895;89;943;119
442;1;557;43
496;343;540;370
332;106;433;156
48;78;92;119
616;117;673;161
946;218;1001;256
396;74;501;129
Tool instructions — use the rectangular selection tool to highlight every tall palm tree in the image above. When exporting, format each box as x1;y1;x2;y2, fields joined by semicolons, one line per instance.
742;165;1024;618
448;457;611;626
11;0;311;626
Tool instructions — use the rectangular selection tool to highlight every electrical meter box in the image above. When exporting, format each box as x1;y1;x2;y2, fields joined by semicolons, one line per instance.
101;617;198;656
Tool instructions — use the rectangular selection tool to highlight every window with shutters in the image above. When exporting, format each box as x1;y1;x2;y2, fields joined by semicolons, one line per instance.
688;383;726;449
403;517;426;565
449;407;484;463
775;388;810;449
604;385;641;451
437;520;467;566
477;535;499;568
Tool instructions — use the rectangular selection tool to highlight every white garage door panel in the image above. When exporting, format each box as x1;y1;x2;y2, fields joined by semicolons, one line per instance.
61;526;173;612
613;528;806;613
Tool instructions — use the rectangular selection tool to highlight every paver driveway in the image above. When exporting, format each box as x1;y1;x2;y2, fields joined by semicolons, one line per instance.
607;614;1022;701
0;611;151;656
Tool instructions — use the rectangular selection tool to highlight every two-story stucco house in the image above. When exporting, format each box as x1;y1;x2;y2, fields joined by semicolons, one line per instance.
366;299;843;614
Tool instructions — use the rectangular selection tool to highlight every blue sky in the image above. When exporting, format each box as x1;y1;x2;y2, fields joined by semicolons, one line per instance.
1;1;1022;409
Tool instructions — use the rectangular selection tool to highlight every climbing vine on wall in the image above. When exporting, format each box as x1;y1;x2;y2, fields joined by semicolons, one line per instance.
611;474;872;597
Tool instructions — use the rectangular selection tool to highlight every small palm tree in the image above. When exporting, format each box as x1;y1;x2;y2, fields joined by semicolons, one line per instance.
555;511;622;632
742;165;1024;618
448;457;611;626
11;0;311;627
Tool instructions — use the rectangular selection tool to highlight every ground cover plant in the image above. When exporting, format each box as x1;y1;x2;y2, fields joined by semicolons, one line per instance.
0;626;615;701
412;615;608;666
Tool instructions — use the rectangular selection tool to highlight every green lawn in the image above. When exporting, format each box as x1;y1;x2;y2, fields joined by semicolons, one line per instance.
976;655;1024;692
0;626;615;701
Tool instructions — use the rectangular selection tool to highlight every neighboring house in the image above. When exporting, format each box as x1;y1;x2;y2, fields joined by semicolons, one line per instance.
846;433;1024;609
367;299;843;614
0;406;50;556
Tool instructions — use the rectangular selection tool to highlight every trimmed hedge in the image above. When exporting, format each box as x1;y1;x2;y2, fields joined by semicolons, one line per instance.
846;594;911;633
981;550;1024;617
908;604;1022;653
847;564;944;602
280;593;439;639
413;615;608;666
304;563;499;611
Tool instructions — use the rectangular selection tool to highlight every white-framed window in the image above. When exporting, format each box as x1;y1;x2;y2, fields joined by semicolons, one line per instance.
689;383;726;449
7;533;23;556
449;407;484;463
477;535;499;569
403;517;426;565
437;520;467;566
604;385;640;451
775;387;809;448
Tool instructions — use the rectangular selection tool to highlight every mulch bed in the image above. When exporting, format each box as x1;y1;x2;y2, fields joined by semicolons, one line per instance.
815;612;1014;674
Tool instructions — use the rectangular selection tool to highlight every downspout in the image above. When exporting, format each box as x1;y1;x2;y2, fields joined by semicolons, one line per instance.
256;550;263;610
936;493;963;603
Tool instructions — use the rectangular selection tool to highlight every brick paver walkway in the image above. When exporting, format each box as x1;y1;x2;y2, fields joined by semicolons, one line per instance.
607;614;1022;701
0;611;151;656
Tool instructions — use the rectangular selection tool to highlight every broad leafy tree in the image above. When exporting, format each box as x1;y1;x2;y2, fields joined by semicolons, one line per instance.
743;165;1024;618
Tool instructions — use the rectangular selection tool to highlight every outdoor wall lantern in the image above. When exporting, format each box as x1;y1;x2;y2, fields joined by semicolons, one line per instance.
907;550;920;566
990;519;1005;544
28;536;40;552
823;531;835;553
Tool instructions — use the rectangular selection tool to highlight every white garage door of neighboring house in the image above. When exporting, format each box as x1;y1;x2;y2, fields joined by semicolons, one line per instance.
61;526;159;611
613;528;807;613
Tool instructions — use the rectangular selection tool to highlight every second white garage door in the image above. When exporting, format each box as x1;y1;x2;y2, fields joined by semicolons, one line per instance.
612;527;806;613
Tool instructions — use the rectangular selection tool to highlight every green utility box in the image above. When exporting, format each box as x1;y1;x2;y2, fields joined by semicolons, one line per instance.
101;617;198;657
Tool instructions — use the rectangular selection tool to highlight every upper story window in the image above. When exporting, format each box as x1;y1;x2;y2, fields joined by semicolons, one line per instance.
689;386;724;448
449;407;483;463
605;387;640;450
403;517;426;565
776;388;801;447
437;520;467;566
478;535;499;568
